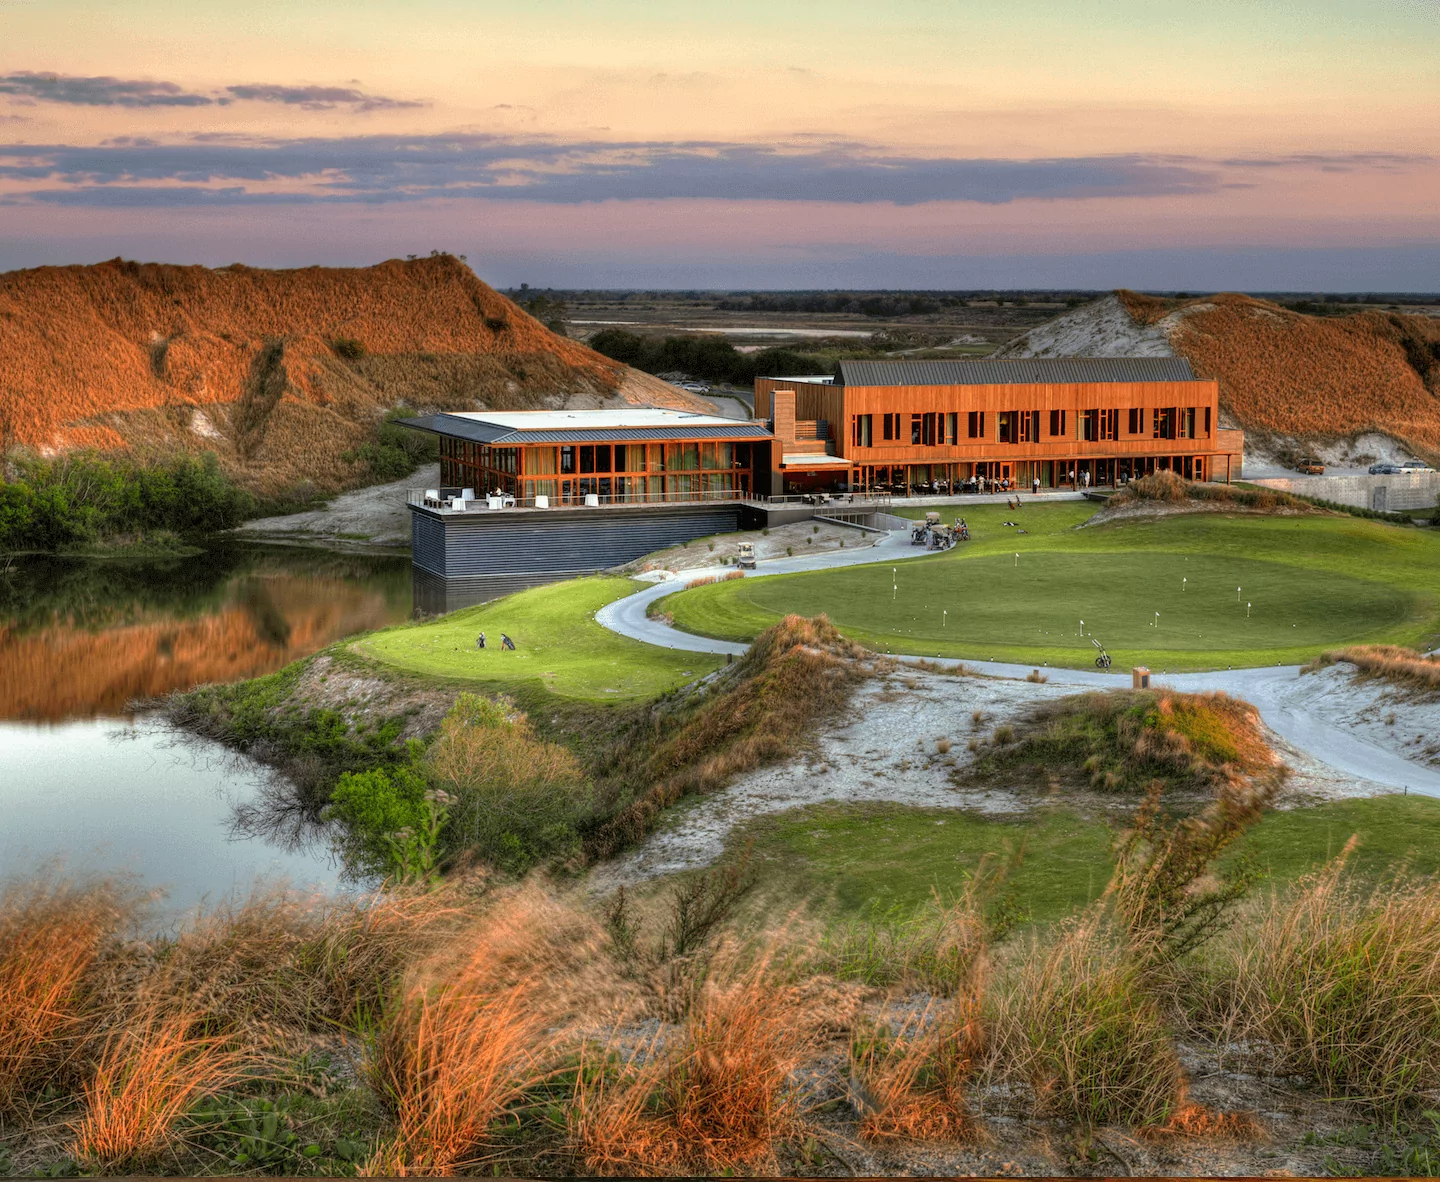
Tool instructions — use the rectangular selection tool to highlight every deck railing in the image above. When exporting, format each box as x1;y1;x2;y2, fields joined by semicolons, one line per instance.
408;488;753;513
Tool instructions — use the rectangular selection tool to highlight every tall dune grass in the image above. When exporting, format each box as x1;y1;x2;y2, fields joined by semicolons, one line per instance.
1199;859;1440;1112
1311;644;1440;694
0;879;137;1115
69;1003;252;1172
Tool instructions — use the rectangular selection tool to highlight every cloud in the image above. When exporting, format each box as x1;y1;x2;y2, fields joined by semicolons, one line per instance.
0;71;423;112
223;84;426;111
0;134;1426;209
0;71;215;108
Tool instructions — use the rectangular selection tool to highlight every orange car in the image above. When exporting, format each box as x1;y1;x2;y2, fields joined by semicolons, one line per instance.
1295;456;1325;474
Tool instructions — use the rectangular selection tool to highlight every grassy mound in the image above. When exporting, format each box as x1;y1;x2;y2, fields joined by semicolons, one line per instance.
1309;643;1440;695
975;688;1284;797
586;614;872;859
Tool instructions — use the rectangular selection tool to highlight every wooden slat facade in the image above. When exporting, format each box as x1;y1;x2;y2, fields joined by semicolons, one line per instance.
754;372;1242;491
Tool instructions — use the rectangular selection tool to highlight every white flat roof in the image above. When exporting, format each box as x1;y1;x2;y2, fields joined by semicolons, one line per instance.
446;409;740;431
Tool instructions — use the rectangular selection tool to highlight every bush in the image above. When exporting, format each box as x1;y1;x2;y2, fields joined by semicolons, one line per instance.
0;452;254;552
426;693;591;873
342;406;437;482
324;765;432;879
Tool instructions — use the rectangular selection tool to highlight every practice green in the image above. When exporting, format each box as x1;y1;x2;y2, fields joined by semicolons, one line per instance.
661;505;1440;670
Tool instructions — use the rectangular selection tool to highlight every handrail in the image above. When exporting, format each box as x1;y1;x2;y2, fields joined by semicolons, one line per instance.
408;488;752;512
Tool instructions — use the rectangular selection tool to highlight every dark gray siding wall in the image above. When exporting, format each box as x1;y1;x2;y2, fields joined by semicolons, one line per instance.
411;511;449;577
409;505;741;577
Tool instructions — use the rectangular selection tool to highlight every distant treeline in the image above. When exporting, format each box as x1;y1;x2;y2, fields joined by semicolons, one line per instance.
588;329;834;386
0;452;255;552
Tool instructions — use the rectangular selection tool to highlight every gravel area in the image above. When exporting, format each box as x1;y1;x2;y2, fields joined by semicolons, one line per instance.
589;664;1392;891
237;464;437;547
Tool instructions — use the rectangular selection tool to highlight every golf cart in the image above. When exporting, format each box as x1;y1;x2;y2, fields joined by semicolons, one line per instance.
737;541;756;570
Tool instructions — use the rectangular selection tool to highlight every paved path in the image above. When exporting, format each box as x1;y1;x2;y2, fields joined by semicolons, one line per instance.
597;528;1440;798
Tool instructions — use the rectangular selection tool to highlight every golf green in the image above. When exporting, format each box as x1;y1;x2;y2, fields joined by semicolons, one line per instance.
662;506;1440;669
356;576;721;702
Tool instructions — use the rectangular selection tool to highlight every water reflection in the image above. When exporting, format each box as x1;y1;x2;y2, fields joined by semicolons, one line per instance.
0;542;411;908
0;717;344;915
0;543;412;721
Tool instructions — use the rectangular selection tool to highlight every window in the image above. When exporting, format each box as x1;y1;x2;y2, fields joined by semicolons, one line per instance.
921;412;938;446
1179;407;1197;439
1019;410;1040;442
1153;408;1176;440
1081;409;1100;442
625;444;647;472
1204;406;1212;436
852;413;873;447
1049;409;1067;437
882;412;901;441
997;411;1017;444
945;412;957;444
910;414;922;445
1100;408;1119;441
1127;408;1144;435
967;410;986;439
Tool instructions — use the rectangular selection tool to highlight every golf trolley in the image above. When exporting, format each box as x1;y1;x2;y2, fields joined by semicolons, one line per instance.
1091;639;1113;669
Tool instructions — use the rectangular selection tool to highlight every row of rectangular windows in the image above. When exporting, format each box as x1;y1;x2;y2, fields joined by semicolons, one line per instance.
439;439;753;476
853;407;1211;447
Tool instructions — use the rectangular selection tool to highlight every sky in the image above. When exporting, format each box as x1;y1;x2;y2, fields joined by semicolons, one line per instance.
0;0;1436;290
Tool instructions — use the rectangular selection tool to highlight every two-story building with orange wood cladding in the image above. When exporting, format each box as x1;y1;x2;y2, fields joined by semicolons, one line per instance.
754;358;1244;494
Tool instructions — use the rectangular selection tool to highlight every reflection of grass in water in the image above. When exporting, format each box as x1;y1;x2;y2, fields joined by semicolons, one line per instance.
0;542;411;634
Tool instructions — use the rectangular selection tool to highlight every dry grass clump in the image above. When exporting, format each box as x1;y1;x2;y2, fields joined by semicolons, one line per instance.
685;569;746;588
1201;859;1440;1111
993;914;1184;1128
588;614;872;858
1311;644;1440;695
69;1003;253;1172
852;999;979;1144
366;886;621;1176
155;884;473;1038
1116;289;1440;458
0;878;142;1115
572;966;806;1175
1108;469;1307;513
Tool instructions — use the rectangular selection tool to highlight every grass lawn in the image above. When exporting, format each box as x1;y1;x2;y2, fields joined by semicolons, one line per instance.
660;502;1440;670
727;794;1440;927
355;576;721;703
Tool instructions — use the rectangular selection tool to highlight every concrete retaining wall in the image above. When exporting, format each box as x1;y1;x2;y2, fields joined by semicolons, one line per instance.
1251;471;1440;512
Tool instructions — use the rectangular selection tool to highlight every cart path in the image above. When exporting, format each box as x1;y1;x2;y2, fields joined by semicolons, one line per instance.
598;528;1440;798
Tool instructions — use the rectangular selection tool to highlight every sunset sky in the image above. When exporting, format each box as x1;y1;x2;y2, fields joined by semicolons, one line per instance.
1;0;1436;289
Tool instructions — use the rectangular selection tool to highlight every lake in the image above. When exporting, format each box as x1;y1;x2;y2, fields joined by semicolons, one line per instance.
0;542;414;913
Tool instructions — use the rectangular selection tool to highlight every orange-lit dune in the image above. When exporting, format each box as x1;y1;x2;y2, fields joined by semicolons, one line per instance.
0;255;696;495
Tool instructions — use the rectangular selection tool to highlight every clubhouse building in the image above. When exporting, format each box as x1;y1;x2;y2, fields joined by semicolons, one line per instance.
399;359;1242;608
756;357;1243;494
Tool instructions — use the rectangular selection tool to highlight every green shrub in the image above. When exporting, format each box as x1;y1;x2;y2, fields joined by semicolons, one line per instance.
0;451;254;552
324;765;431;879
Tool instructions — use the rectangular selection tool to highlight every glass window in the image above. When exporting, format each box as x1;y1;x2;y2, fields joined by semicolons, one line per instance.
528;446;557;475
625;444;647;472
647;475;664;500
967;411;985;439
669;443;699;471
945;412;957;444
853;414;873;447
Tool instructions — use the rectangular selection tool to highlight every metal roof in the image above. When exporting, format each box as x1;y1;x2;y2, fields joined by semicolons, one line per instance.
398;413;772;445
834;357;1199;387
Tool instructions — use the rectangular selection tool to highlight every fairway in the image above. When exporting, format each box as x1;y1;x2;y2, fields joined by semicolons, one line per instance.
661;504;1440;670
356;576;721;702
729;795;1440;927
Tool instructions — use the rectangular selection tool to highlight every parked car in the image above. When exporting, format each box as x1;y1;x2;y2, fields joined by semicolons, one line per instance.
1399;459;1434;472
680;382;711;394
1369;462;1403;474
1295;456;1325;474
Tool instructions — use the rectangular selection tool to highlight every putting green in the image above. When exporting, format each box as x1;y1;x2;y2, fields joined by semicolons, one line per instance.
661;505;1440;670
356;576;721;702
